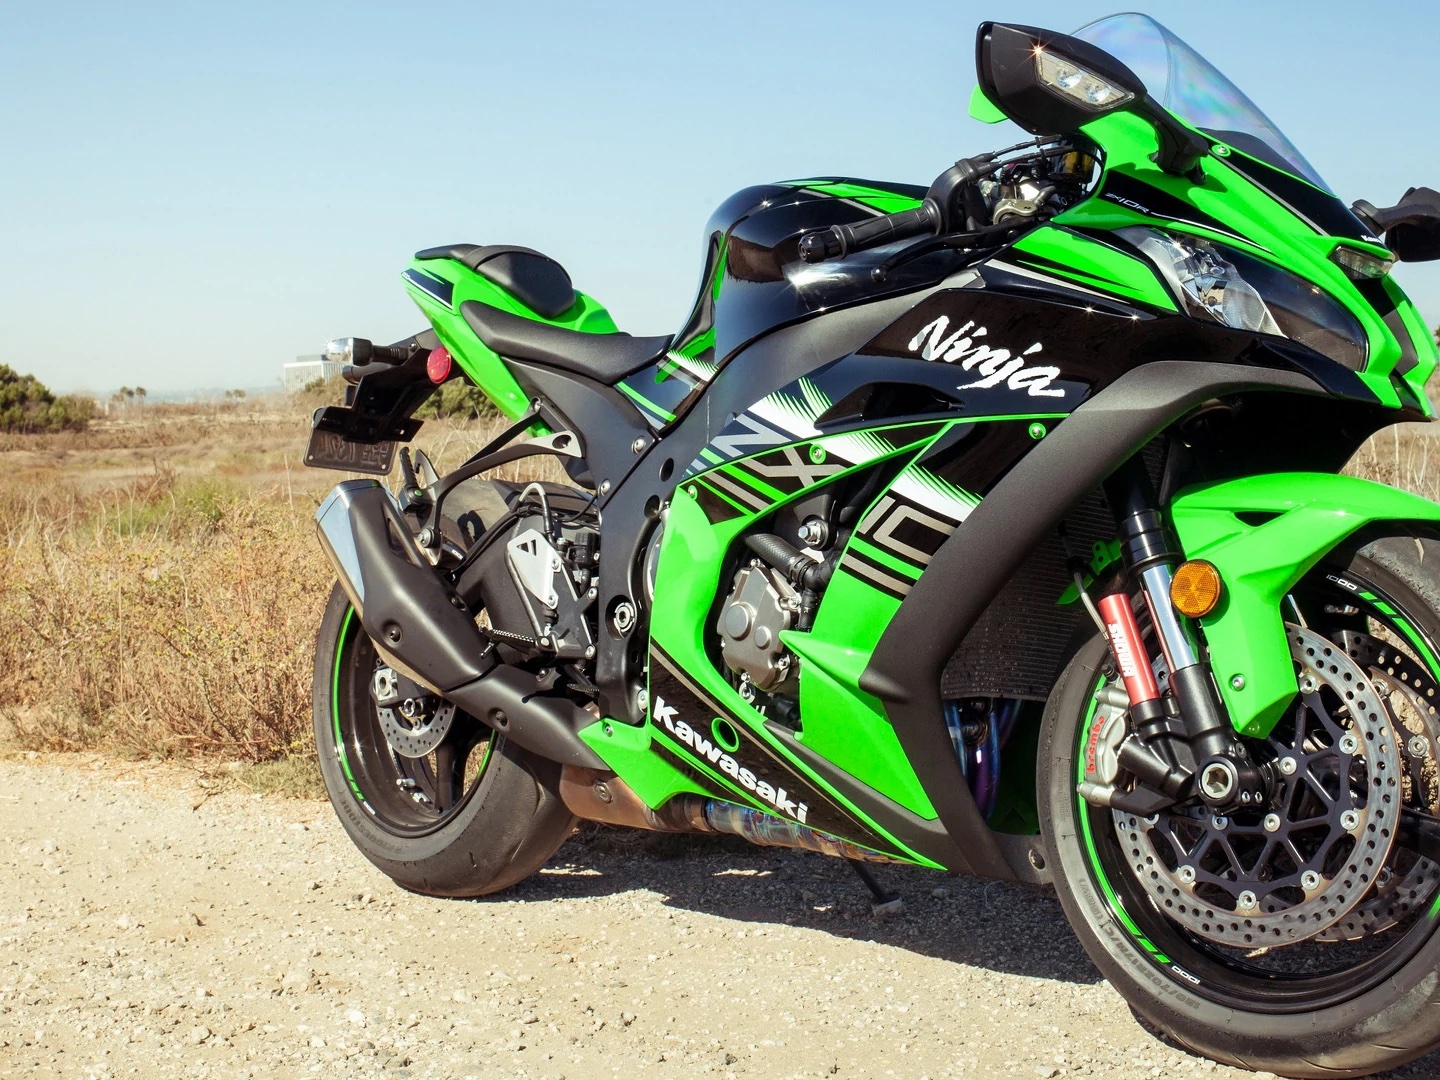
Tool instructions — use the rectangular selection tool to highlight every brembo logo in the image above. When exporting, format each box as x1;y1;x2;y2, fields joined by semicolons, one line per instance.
653;697;809;823
906;316;1065;398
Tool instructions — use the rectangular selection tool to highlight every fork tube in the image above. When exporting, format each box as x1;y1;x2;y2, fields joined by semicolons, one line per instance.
1104;459;1231;763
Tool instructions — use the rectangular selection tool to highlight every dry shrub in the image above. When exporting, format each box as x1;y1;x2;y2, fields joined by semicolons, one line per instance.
0;467;331;759
0;402;547;762
1345;423;1440;502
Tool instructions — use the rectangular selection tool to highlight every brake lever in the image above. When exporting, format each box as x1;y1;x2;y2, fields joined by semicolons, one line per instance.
869;222;1021;282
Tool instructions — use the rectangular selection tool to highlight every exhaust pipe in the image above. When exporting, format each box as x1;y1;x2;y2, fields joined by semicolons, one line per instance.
559;768;900;863
315;480;604;769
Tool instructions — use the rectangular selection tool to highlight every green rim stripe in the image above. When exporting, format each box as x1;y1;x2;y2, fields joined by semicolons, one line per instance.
332;607;365;803
1076;688;1171;965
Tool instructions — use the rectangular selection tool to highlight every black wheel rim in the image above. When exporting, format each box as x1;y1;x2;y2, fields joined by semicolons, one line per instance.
328;607;496;836
1076;570;1440;1013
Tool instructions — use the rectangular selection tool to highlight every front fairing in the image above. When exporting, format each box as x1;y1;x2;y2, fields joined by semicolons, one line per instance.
1050;109;1437;412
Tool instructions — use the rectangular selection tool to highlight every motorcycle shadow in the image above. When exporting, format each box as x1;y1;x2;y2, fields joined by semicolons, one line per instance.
500;826;1103;987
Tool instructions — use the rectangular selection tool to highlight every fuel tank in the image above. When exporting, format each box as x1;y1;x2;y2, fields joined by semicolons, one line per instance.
672;177;959;373
607;178;968;432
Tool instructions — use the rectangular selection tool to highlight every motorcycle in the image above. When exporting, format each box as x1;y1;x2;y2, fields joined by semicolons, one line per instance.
305;13;1440;1075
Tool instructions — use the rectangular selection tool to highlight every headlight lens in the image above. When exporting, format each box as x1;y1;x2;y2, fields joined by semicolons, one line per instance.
1121;227;1369;371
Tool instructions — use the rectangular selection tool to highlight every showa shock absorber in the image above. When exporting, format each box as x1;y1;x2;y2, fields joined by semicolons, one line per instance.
1097;592;1160;706
1078;591;1192;814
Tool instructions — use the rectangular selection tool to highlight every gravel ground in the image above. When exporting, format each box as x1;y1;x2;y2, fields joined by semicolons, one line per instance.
4;753;1440;1080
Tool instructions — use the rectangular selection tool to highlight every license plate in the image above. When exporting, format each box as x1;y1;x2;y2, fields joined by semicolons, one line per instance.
304;427;398;475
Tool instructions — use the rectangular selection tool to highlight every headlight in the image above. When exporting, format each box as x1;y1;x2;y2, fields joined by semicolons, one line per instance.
1121;227;1369;371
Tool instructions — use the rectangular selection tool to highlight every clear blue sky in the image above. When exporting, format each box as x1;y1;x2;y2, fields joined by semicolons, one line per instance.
3;1;1438;395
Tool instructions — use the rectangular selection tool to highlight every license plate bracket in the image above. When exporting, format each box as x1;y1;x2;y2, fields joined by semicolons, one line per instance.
304;406;423;475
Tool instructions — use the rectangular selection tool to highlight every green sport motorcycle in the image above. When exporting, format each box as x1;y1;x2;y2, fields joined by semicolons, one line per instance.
306;13;1440;1075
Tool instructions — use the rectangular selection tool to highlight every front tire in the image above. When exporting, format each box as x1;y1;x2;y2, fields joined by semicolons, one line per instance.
312;583;576;897
1040;534;1440;1077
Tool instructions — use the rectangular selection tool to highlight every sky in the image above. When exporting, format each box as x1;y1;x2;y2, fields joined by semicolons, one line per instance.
3;0;1439;395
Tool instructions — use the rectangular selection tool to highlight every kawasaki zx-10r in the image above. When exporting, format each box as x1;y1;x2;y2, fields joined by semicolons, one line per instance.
306;14;1440;1075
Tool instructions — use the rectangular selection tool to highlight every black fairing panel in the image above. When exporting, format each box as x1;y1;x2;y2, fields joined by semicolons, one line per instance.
503;360;653;493
700;181;961;364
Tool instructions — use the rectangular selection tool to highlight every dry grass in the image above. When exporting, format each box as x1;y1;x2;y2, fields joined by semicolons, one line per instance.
3;392;1439;778
0;395;517;763
1344;422;1440;500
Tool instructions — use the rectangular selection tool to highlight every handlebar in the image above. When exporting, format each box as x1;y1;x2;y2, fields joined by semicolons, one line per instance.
798;200;943;263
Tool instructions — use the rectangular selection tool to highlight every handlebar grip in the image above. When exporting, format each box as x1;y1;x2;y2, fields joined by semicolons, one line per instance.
799;200;941;263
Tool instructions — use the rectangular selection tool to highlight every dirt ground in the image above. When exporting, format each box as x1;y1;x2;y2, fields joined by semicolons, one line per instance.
3;754;1440;1080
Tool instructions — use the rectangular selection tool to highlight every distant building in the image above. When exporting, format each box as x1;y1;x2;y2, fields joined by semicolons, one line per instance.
282;355;344;392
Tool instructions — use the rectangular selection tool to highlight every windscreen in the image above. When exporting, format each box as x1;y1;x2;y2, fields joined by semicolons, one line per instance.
1072;13;1328;190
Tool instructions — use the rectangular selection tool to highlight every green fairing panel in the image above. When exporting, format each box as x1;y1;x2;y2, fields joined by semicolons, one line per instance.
401;256;619;421
1053;110;1422;409
577;714;711;809
777;179;924;215
1380;275;1439;413
968;84;1008;125
583;424;958;866
1170;472;1440;737
1010;226;1178;312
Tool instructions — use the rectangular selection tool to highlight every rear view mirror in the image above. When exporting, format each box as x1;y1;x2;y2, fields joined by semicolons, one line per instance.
976;22;1210;176
977;23;1144;137
1354;188;1440;262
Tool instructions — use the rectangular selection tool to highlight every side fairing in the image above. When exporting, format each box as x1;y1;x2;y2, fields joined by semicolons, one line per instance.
614;178;955;432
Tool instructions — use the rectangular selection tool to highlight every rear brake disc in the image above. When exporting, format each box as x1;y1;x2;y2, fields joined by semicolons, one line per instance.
371;666;456;759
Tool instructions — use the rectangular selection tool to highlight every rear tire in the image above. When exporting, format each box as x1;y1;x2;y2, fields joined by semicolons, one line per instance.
315;578;578;898
1039;532;1440;1077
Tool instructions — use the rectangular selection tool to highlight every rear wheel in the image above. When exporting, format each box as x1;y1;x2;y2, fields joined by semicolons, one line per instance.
311;475;580;896
1041;533;1440;1077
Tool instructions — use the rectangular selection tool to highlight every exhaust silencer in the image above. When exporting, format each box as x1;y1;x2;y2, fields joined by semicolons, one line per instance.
315;480;604;769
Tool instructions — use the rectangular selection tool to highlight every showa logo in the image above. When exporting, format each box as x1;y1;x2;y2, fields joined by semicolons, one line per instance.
652;698;809;823
907;315;1066;398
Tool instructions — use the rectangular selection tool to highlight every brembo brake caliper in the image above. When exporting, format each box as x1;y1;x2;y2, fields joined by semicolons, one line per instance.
1080;460;1268;814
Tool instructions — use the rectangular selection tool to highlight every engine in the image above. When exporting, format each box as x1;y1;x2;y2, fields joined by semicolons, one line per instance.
718;559;801;697
715;508;838;719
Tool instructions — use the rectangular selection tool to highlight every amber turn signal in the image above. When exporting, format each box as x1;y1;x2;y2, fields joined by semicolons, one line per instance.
1171;560;1222;618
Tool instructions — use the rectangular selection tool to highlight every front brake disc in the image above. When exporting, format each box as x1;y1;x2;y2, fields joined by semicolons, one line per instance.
1113;624;1402;947
1315;631;1440;941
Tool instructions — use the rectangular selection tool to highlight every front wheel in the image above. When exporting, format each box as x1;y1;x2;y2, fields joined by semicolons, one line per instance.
1041;534;1440;1077
311;583;576;897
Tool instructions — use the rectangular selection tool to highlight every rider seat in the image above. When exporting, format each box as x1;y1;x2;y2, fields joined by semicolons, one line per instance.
460;303;672;385
416;244;672;386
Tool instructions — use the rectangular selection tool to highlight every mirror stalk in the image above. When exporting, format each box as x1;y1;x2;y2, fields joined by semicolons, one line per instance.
1141;100;1211;178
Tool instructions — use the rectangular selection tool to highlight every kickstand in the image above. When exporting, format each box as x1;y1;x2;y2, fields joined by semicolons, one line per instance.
848;859;904;918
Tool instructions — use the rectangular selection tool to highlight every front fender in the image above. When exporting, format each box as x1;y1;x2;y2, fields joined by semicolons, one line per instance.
1170;471;1440;736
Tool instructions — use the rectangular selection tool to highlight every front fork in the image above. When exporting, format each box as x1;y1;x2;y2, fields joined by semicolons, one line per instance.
1079;459;1267;815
